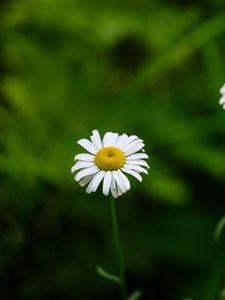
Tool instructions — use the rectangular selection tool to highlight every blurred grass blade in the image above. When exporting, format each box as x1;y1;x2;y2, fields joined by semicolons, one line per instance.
214;215;225;242
127;289;142;300
125;12;225;94
96;266;120;283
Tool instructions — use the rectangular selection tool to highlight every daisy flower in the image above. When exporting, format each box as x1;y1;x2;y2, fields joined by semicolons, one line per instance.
71;130;149;198
219;83;225;109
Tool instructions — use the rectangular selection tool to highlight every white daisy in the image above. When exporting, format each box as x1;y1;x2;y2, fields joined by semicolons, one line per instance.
219;83;225;109
71;130;149;198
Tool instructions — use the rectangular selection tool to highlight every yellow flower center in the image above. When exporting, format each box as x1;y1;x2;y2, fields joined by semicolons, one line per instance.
95;146;125;171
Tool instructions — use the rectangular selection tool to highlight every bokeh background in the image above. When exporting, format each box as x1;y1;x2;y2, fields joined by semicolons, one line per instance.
1;0;225;299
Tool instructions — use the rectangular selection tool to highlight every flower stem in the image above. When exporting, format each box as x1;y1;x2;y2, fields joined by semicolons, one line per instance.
110;196;127;300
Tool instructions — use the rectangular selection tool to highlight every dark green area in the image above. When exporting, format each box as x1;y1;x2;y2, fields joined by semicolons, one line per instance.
1;0;225;299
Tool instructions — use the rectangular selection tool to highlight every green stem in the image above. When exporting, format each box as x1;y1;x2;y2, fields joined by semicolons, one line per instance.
110;196;127;300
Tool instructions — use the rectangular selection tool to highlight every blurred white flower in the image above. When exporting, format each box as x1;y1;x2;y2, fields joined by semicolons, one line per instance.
71;130;149;198
219;83;225;109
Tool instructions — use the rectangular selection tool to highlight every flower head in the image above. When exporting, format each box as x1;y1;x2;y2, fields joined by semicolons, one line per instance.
219;83;225;109
71;130;149;198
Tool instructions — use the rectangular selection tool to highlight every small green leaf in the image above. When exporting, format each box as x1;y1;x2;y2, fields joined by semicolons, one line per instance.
127;289;142;300
96;266;120;283
214;215;225;242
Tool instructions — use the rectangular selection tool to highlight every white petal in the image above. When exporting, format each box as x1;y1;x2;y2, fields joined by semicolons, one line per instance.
71;161;95;173
91;170;106;192
127;135;139;143
102;132;112;147
123;139;143;152
117;185;123;196
91;130;102;149
223;103;225;110
125;143;145;156
121;138;143;151
126;153;149;160
112;133;119;146
120;135;140;150
77;139;98;154
108;133;119;146
79;174;95;186
125;159;149;168
219;96;225;105
75;166;99;182
110;177;118;198
75;153;95;161
118;170;130;191
112;170;127;193
123;164;148;174
90;136;98;149
86;170;105;193
115;134;129;148
102;171;112;196
121;167;143;182
220;84;225;94
86;181;93;194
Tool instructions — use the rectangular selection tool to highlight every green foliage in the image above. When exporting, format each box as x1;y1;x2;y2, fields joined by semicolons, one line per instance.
1;0;225;299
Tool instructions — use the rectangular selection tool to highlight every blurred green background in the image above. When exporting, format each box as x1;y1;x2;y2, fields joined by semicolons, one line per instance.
1;0;225;299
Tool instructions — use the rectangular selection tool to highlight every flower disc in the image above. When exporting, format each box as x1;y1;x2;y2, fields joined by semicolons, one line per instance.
95;146;125;171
